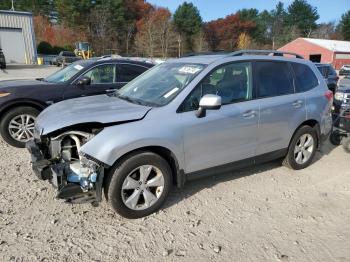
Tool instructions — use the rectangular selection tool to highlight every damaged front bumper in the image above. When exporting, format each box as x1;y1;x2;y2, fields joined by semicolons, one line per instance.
26;139;105;205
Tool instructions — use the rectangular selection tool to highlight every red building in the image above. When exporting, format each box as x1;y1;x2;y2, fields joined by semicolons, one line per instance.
278;38;350;69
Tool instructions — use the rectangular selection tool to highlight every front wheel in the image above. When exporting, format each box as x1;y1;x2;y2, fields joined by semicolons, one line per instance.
0;106;39;148
105;151;172;219
283;126;318;170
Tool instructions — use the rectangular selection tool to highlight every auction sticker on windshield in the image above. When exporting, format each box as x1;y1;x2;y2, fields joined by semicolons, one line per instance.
179;65;202;74
74;65;84;71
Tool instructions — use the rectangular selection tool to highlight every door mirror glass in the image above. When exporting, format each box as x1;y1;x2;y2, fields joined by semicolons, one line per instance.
196;94;222;118
76;76;91;86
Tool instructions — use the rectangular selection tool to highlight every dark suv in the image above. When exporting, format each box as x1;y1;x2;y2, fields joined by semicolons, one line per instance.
315;63;338;93
0;58;154;147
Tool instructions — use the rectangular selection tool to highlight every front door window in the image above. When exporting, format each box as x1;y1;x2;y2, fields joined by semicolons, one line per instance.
83;64;116;84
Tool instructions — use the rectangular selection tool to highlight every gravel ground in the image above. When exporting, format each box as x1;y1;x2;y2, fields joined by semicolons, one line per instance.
1;67;350;261
1;139;350;262
0;65;59;81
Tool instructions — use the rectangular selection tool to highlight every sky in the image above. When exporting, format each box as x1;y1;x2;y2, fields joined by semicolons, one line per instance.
147;0;349;23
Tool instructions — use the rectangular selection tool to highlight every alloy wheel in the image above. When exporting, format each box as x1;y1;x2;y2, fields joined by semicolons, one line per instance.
121;165;165;211
8;114;36;142
294;134;314;164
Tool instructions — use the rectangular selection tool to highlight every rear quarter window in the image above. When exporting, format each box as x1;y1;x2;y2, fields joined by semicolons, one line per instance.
328;66;337;76
255;61;294;98
292;63;319;92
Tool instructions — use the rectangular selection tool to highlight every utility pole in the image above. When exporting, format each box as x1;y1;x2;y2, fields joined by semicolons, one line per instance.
10;0;15;11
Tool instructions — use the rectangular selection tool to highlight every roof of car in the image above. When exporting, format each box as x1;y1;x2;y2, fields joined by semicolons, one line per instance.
77;57;155;67
170;53;307;65
170;54;228;65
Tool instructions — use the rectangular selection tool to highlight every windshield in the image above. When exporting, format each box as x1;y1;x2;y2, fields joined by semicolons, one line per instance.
116;62;205;106
45;62;86;83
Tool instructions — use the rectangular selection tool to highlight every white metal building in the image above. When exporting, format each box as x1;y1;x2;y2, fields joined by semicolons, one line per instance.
0;10;37;64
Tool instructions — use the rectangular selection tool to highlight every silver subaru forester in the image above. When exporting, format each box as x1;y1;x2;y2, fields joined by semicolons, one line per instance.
27;51;333;218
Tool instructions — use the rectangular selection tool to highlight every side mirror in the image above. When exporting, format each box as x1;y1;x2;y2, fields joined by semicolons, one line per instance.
76;76;91;86
196;94;222;118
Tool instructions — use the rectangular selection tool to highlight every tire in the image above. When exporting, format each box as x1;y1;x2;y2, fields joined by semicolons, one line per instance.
0;106;40;148
283;125;318;170
343;137;350;153
329;130;342;146
104;151;172;219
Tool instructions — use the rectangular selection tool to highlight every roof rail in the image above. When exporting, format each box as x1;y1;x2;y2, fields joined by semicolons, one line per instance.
229;50;304;59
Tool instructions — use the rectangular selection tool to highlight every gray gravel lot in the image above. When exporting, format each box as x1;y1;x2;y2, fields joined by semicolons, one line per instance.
0;65;59;81
1;138;350;262
0;67;350;261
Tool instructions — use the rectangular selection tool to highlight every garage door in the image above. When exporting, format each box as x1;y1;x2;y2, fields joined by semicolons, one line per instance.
0;28;26;64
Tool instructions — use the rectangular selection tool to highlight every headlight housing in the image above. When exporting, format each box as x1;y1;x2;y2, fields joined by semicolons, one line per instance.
334;92;345;101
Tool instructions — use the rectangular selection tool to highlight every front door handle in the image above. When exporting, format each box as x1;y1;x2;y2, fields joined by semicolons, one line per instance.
292;100;303;108
242;110;257;119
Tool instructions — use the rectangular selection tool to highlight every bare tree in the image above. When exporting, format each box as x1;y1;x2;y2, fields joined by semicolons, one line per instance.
88;7;115;55
311;22;336;39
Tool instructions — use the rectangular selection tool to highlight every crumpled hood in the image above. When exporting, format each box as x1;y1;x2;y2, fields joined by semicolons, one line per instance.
36;95;152;135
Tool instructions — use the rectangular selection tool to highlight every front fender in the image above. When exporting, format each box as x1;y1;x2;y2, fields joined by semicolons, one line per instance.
80;119;185;170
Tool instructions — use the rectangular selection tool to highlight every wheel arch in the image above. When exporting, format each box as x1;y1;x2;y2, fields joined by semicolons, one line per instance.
105;146;185;189
291;119;321;148
0;100;46;120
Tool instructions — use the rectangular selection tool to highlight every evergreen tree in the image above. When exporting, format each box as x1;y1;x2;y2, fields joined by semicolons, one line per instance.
286;0;319;37
173;2;202;51
338;10;350;40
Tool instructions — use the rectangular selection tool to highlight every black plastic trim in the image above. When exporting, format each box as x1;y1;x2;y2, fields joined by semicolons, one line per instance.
185;149;287;182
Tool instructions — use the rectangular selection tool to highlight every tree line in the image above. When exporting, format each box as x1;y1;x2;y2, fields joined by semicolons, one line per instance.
1;0;349;57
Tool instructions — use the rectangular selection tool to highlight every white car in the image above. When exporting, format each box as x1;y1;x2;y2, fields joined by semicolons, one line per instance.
340;65;350;76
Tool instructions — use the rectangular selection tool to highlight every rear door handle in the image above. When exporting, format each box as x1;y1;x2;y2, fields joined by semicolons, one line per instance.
242;110;257;119
292;100;303;108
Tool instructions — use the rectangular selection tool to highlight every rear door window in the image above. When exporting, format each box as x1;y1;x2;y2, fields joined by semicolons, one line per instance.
255;61;294;98
118;64;148;82
292;63;319;92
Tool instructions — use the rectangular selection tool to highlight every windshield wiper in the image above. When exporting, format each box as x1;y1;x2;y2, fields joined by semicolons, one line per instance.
119;95;144;105
114;91;160;107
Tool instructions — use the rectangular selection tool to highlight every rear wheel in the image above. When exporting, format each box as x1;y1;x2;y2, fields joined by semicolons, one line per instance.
105;151;172;219
283;126;318;170
0;106;39;148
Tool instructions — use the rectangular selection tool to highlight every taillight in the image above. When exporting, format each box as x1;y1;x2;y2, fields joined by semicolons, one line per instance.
324;90;333;102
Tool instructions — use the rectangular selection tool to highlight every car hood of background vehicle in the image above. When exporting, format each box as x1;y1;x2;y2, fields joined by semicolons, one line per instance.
0;79;50;89
36;95;152;135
